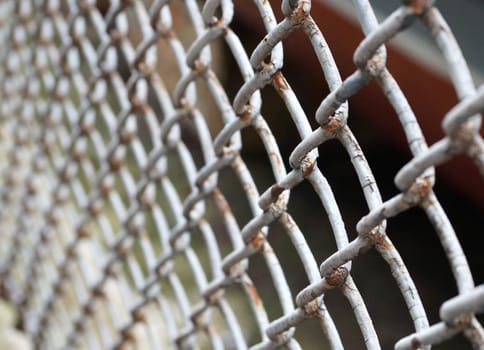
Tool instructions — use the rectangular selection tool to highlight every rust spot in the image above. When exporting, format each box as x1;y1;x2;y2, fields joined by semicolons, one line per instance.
120;0;133;8
120;123;137;143
74;320;84;333
454;314;472;328
137;186;152;208
162;30;175;40
212;188;230;214
78;0;92;12
53;91;65;102
137;61;152;76
93;285;105;298
99;179;112;196
410;336;421;348
450;123;475;150
239;110;252;122
292;1;310;24
272;71;288;91
302;158;316;177
116;240;130;256
77;223;90;238
53;282;64;295
130;96;144;115
66;245;76;259
191;309;207;328
110;29;123;44
40;230;50;244
404;0;430;14
212;17;225;28
122;327;135;341
71;146;85;161
370;230;392;249
411;177;432;199
88;201;101;217
285;215;298;232
323;117;342;134
271;184;284;200
109;153;124;171
244;280;262;308
367;54;386;75
325;266;348;287
303;300;319;316
212;288;228;305
194;60;206;74
250;231;266;251
59;167;71;182
70;34;81;46
79;119;93;135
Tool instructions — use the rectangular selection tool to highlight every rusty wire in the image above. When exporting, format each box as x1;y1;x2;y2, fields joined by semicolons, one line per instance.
0;0;483;349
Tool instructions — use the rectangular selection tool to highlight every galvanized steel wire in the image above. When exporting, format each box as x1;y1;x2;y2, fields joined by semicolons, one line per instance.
0;0;482;349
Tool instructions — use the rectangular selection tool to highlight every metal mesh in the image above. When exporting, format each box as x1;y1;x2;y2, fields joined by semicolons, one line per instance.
0;0;483;349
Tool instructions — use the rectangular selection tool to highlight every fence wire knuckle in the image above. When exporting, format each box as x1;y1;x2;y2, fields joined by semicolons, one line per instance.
0;0;483;349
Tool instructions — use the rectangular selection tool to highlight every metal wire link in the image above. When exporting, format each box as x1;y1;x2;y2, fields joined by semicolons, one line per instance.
0;0;482;349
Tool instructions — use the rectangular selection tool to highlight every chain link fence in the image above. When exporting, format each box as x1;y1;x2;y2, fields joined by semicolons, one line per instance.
0;0;483;349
